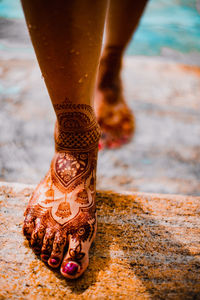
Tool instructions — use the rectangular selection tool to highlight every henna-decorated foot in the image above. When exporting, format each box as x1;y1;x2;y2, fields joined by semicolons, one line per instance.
94;49;135;150
23;103;101;279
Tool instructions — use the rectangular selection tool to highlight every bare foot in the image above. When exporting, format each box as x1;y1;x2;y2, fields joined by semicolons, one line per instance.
23;103;101;279
94;49;135;149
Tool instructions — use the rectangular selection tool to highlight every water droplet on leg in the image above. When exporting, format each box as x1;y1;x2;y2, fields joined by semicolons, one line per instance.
78;78;83;83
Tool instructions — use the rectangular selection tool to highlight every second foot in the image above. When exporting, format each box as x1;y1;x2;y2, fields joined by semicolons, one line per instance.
95;88;135;150
94;53;135;150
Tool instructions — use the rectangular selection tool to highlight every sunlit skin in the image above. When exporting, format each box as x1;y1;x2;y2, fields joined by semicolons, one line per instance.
21;0;147;279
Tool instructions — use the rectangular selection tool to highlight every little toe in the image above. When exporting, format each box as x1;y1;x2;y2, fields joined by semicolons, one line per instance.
60;238;89;279
30;218;45;254
41;228;55;262
23;214;35;240
48;231;67;268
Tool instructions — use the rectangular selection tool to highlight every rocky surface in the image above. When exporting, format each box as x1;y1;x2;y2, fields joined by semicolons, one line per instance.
0;182;200;299
0;57;200;195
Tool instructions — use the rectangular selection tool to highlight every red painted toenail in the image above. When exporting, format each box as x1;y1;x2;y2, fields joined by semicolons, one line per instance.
49;257;60;265
62;261;79;275
98;142;103;150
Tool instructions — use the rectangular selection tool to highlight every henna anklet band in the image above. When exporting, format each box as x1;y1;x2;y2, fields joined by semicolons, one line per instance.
54;102;101;151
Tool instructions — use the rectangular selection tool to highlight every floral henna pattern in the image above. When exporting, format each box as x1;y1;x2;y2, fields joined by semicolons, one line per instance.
24;102;100;271
51;152;91;193
68;243;85;263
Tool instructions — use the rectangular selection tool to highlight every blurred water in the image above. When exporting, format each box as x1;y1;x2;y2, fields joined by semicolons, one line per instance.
0;0;23;18
127;0;200;55
0;0;200;56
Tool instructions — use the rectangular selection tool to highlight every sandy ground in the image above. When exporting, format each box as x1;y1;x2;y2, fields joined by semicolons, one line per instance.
0;183;199;299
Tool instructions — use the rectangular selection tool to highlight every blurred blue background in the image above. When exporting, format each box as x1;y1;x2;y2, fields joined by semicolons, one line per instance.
0;0;200;56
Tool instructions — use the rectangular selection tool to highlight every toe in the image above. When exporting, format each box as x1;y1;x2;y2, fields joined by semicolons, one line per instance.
30;218;45;254
60;238;89;279
40;228;55;262
48;231;67;268
23;214;35;240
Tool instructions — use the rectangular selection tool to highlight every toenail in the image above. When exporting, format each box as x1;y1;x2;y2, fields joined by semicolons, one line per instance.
98;142;103;150
62;261;79;275
41;254;49;261
49;257;60;265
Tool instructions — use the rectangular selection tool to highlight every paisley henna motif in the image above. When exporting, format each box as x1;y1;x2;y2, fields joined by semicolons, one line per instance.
51;151;91;193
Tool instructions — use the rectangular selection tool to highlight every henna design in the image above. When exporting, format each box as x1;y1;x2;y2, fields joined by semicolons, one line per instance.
54;101;101;151
70;216;96;243
31;226;45;251
57;112;90;129
51;151;91;193
54;129;100;151
76;189;89;205
52;235;67;257
42;231;55;256
24;102;100;266
68;242;85;262
45;188;54;198
54;101;94;115
89;176;95;192
55;201;71;218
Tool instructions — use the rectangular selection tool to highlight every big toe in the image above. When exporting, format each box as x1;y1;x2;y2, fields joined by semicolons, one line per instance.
60;238;89;279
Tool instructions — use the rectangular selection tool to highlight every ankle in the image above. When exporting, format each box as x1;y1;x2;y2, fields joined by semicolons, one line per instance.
101;46;123;66
100;46;123;73
54;102;101;152
97;46;123;91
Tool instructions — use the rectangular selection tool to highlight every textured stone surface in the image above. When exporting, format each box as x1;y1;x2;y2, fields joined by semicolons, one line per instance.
0;57;200;195
0;182;200;299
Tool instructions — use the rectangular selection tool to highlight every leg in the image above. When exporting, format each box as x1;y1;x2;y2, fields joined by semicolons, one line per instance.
95;0;148;149
21;0;107;279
